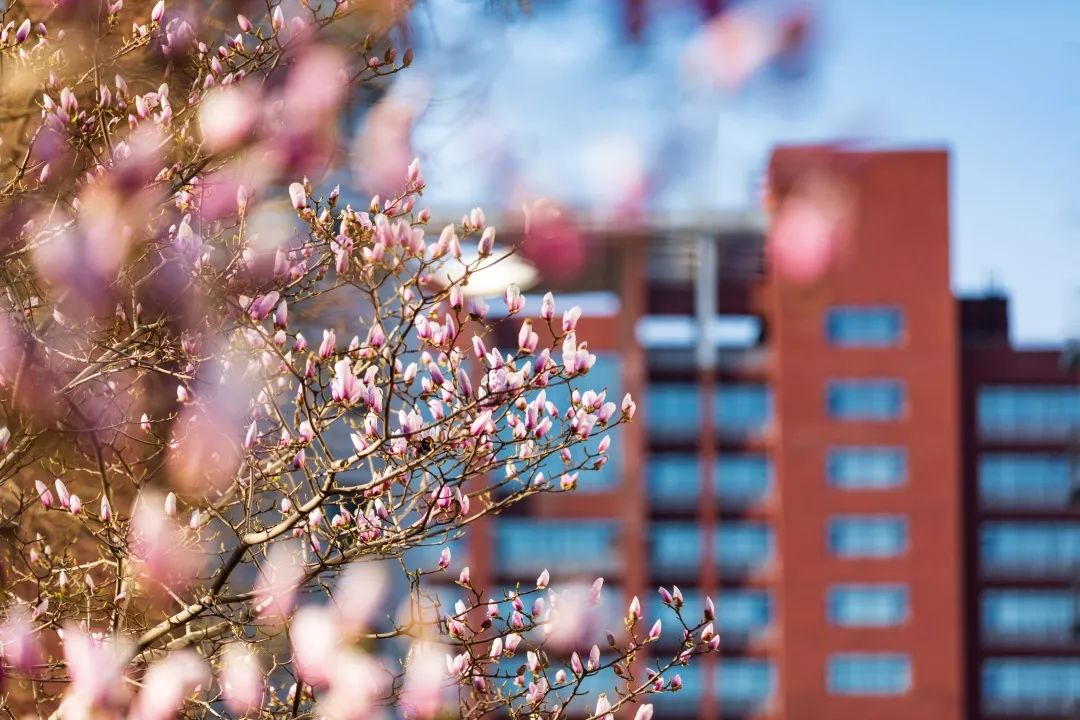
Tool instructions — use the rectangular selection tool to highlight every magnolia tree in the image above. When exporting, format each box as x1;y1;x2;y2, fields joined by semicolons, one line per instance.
0;2;717;718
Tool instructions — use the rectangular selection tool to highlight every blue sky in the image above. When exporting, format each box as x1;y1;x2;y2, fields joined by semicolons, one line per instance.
406;0;1080;344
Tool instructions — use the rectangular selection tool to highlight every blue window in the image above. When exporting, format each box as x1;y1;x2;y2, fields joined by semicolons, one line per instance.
716;455;773;506
983;659;1080;714
647;383;700;439
979;454;1072;508
716;591;774;640
716;523;774;573
539;354;621;492
828;585;909;627
717;659;776;710
978;386;1080;441
828;516;908;558
652;663;704;708
651;523;774;575
406;538;467;573
828;447;907;490
981;523;1080;576
715;384;773;437
649;589;773;641
648;454;700;509
826;306;904;347
495;520;618;575
651;522;701;573
827;380;906;421
648;455;773;508
828;654;912;696
653;660;775;710
982;590;1076;643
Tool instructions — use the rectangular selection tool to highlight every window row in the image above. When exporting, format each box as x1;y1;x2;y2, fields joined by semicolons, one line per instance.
826;306;905;347
979;453;1074;508
647;384;773;439
643;584;909;630
648;447;907;506
650;516;909;572
981;522;1080;576
979;385;1080;441
648;379;909;439
982;590;1077;645
654;652;913;699
984;658;1080;714
651;660;776;710
648;454;773;507
651;522;774;574
647;589;773;640
828;653;912;695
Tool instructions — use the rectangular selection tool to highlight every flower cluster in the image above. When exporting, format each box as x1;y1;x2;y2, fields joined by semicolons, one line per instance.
0;2;701;718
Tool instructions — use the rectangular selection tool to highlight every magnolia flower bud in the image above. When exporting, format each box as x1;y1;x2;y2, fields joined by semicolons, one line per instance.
570;652;584;675
562;305;582;333
458;566;471;585
540;291;555;320
588;577;604;605
437;547;451;569
54;479;71;509
478;226;495;256
648;619;662;640
634;706;654;720
35;480;53;509
100;496;113;522
658;586;674;605
69;494;83;516
288;182;307;210
237;14;253;32
587;645;600;671
271;5;285;31
504;283;523;313
14;19;30;43
151;0;165;23
140;413;152;432
164;491;178;518
536;569;549;589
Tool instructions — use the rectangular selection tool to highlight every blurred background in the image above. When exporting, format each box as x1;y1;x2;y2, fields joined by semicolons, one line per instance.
348;1;1080;718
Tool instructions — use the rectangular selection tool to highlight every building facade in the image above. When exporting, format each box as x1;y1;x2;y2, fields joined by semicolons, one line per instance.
446;146;1079;719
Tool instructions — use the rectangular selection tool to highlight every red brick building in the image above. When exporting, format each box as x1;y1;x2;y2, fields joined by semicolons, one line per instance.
452;146;1079;719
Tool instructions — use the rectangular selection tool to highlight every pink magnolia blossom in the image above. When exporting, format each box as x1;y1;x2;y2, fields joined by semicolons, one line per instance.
401;642;446;719
35;479;53;509
59;625;132;716
129;495;202;589
131;650;208;720
220;644;263;715
253;542;305;620
0;606;40;672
